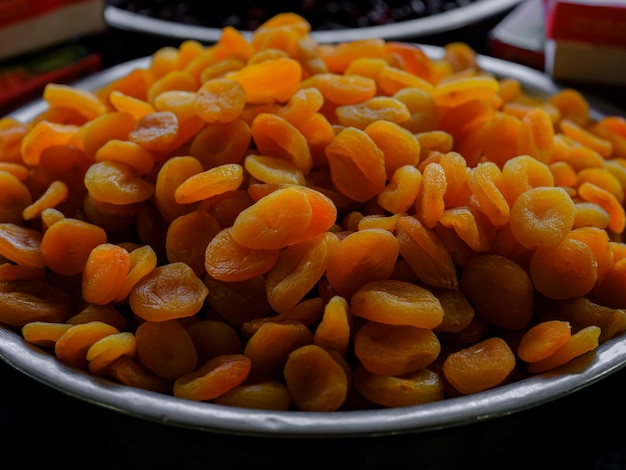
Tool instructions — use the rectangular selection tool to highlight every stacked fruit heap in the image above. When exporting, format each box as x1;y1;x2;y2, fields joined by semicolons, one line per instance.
1;13;626;412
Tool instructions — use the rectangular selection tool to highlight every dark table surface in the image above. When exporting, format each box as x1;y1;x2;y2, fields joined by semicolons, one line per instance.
2;356;626;470
3;8;626;470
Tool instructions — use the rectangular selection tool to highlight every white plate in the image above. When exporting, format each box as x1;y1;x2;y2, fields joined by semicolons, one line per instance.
104;0;523;44
2;46;626;438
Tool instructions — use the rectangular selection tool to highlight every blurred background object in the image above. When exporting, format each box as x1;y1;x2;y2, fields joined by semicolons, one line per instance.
489;0;626;87
0;0;106;115
543;0;626;86
103;0;524;44
0;0;107;60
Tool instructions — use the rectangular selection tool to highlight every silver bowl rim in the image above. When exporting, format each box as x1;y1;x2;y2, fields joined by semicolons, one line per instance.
104;0;524;44
2;45;626;438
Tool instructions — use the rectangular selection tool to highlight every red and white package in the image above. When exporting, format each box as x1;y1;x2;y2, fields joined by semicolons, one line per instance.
543;0;626;85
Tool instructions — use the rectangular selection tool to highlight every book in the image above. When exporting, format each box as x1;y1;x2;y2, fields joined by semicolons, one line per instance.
0;0;107;61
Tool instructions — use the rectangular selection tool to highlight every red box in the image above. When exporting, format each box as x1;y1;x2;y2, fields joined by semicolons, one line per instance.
544;0;626;85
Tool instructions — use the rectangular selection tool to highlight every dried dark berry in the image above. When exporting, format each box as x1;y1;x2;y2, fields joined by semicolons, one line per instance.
107;0;480;30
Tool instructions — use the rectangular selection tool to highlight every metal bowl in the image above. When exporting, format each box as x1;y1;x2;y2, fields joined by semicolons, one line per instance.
104;0;523;44
3;44;626;438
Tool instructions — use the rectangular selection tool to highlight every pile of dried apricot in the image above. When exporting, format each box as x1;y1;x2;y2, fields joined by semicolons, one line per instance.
2;13;626;412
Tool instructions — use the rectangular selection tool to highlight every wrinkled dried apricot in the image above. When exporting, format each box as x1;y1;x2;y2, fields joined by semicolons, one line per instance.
351;279;444;329
461;254;534;330
136;319;198;379
443;337;516;394
129;262;209;322
355;321;440;376
283;344;348;411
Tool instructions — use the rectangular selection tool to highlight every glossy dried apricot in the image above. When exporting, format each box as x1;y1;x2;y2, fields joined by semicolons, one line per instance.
213;378;291;410
205;227;279;282
84;161;155;205
0;223;45;268
325;127;386;203
114;244;158;302
129;262;209;322
87;331;137;374
0;279;72;327
0;117;28;164
154;155;203;223
194;78;246;123
460;254;534;330
165;210;220;276
353;366;443;408
364;120;421;179
283;344;348;411
527;326;600;374
20;121;78;166
395;215;458;290
351;279;444;329
376;64;434;96
174;163;244;204
40;218;107;276
230;185;313;250
317;37;387;73
128;111;179;153
82;243;131;305
355;321;440;376
467;161;510;227
431;288;475;334
250;112;312;174
189;119;251;169
22;321;73;348
243;320;313;378
173;354;251;401
517;107;554;163
377;165;422;215
94;139;155;176
301;72;376;105
265;233;335;313
517;320;572;363
204;275;271;327
509;187;575;249
433;75;499;108
529;237;598;300
335;96;410;129
65;303;127;331
443;337;516;395
43;83;108;120
313;295;351;356
81;111;136;159
415;161;447;229
326;228;399;299
226;57;302;103
105;356;172;393
276;87;324;128
438;206;494;252
0;172;32;224
393;87;439;133
578;182;626;233
136;319;198;379
55;321;120;369
187;319;243;365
